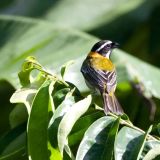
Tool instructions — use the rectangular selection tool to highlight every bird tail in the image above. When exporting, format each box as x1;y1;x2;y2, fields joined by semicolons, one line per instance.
102;93;123;115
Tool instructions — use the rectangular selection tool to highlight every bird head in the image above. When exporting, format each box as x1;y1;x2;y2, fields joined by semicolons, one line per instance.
91;40;119;58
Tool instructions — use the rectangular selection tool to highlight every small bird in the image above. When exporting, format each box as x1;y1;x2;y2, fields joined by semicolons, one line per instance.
81;40;123;115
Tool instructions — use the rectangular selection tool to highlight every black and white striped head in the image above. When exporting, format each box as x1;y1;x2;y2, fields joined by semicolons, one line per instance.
91;40;119;58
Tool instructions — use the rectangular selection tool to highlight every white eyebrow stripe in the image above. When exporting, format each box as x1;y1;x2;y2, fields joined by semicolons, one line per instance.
96;41;112;52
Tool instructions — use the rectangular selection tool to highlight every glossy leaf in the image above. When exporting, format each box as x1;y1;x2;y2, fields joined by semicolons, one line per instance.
68;110;104;147
76;116;116;160
48;89;76;147
58;95;92;156
143;146;160;160
102;117;120;160
142;140;160;159
27;80;54;160
114;126;152;160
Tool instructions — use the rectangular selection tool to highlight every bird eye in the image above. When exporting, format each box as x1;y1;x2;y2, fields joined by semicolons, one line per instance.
106;44;111;48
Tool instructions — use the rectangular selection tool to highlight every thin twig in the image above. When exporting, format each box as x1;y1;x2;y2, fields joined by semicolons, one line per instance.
108;112;159;141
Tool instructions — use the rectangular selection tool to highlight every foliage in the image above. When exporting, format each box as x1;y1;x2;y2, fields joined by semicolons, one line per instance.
0;57;159;160
1;0;160;159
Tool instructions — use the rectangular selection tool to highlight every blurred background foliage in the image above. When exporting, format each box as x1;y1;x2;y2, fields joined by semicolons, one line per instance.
0;0;160;151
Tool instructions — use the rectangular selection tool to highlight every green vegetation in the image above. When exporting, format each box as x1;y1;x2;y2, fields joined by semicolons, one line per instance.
1;0;160;159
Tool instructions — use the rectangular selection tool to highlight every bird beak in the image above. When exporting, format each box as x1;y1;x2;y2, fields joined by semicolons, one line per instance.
112;42;119;48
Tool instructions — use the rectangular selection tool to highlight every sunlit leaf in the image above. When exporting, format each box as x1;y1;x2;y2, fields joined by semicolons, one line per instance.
58;95;92;156
114;126;152;160
76;116;116;160
0;15;97;91
68;110;104;147
60;60;74;79
48;88;76;157
102;117;120;160
143;146;160;160
1;15;160;100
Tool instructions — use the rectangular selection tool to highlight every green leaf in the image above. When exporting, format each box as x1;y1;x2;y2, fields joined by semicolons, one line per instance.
0;123;26;155
10;88;36;113
68;110;104;146
142;140;160;159
45;0;148;30
10;70;48;113
18;56;41;86
76;116;116;160
114;126;152;160
1;15;160;99
60;60;74;79
101;117;120;160
0;80;15;137
1;132;26;156
143;146;160;160
48;89;76;148
0;147;27;160
9;104;28;128
58;95;92;156
27;80;54;160
0;15;97;91
112;50;160;99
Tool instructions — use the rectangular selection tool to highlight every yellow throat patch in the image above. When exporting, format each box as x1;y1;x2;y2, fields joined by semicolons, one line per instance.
88;52;115;71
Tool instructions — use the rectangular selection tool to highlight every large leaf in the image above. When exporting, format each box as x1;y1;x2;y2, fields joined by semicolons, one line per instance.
0;15;97;90
48;88;76;159
1;15;160;100
27;80;54;160
44;0;160;31
1;0;159;32
114;126;152;160
48;89;76;147
68;110;104;147
76;116;116;160
58;95;92;156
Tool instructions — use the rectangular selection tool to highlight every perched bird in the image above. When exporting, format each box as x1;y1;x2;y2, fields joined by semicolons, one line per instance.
81;40;123;115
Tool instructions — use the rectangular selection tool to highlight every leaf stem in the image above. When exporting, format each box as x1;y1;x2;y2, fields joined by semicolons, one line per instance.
108;112;159;141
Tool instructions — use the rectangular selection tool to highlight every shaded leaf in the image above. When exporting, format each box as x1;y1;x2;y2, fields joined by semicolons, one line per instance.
0;147;26;160
27;80;54;160
9;104;28;128
45;0;147;30
0;123;26;155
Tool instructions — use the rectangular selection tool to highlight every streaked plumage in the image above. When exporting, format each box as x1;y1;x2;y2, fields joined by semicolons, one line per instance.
81;40;123;115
